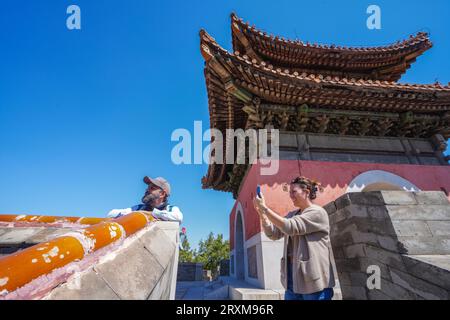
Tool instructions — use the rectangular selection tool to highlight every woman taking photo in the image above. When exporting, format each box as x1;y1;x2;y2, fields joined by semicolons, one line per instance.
253;176;335;300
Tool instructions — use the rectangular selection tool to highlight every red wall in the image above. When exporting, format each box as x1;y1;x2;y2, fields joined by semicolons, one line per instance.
230;160;450;250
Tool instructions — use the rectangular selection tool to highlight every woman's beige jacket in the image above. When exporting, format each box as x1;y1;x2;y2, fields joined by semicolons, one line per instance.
262;204;335;294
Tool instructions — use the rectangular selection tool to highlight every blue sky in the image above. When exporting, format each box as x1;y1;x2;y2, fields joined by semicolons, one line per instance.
0;0;449;249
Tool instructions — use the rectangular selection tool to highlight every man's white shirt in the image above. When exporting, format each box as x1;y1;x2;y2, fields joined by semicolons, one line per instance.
107;204;183;223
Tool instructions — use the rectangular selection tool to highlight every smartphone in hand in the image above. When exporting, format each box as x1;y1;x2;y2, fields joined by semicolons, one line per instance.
256;185;262;198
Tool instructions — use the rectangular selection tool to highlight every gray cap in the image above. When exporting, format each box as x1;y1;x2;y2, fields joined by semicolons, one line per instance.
143;176;171;196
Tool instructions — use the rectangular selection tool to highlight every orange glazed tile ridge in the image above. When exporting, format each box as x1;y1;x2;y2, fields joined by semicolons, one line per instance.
0;212;152;295
0;236;85;294
0;214;109;225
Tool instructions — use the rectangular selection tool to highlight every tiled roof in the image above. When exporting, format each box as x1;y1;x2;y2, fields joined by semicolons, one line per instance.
204;30;450;98
231;13;433;81
199;22;450;194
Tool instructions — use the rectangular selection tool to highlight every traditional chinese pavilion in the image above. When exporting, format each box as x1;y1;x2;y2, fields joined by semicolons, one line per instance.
200;13;450;290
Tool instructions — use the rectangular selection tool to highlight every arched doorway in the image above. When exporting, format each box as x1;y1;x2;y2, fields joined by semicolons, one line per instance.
362;182;403;192
235;211;245;280
347;170;420;193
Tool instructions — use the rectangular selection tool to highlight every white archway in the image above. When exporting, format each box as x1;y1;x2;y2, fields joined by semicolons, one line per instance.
347;170;420;193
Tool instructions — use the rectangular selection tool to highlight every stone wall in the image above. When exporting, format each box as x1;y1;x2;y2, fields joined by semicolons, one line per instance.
177;263;204;281
325;191;450;300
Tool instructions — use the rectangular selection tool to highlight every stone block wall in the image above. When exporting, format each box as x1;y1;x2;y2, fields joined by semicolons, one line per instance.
325;191;450;300
177;263;204;281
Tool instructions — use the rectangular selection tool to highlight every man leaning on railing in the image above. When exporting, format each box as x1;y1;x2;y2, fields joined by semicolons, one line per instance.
107;176;183;223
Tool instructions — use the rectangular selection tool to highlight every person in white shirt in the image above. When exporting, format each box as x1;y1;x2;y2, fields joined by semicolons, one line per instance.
107;176;183;223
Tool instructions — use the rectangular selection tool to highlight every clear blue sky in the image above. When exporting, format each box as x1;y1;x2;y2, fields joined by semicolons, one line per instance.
0;0;449;249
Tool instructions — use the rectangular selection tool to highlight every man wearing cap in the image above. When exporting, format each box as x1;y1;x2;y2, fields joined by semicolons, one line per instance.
107;176;183;223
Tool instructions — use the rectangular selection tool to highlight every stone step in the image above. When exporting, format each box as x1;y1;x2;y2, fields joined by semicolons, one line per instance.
218;277;283;300
204;284;229;300
204;278;224;290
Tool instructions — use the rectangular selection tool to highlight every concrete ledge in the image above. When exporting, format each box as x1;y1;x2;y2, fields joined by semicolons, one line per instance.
222;277;283;300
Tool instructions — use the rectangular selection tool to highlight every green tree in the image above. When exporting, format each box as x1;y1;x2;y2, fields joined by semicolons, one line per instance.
179;234;195;263
194;232;229;272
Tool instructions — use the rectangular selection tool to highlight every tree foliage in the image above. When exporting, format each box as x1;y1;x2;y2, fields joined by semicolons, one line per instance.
178;231;229;272
195;232;229;271
179;233;195;263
